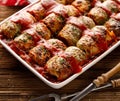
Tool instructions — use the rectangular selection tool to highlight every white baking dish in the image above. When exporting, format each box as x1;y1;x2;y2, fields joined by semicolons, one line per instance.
0;1;120;89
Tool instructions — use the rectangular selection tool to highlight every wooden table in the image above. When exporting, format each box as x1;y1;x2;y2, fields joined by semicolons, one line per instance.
0;5;120;101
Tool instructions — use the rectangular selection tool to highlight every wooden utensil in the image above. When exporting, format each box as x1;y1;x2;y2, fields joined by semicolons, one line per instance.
93;62;120;87
70;62;120;101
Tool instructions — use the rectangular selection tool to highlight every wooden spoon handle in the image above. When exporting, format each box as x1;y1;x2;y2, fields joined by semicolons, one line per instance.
111;79;120;88
93;62;120;87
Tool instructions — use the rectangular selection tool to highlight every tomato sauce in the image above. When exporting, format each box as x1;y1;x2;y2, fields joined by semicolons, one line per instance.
41;0;58;9
59;53;82;73
11;12;36;29
8;41;32;63
91;0;101;7
67;16;87;31
96;34;108;51
46;4;68;18
100;1;119;16
24;28;42;45
0;35;3;39
111;13;120;21
83;29;108;51
41;40;64;56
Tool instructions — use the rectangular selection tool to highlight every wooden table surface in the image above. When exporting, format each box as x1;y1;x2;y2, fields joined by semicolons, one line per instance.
0;5;120;101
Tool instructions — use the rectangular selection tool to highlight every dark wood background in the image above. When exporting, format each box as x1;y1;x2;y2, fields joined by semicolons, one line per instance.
0;5;120;101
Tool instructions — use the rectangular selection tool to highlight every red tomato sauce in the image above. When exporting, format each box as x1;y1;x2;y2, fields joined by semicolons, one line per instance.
59;53;82;73
67;16;87;31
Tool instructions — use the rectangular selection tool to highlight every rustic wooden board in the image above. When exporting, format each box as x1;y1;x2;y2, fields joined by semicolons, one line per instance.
0;5;120;101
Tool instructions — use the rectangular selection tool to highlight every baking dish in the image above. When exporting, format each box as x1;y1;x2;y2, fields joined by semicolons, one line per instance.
0;0;120;89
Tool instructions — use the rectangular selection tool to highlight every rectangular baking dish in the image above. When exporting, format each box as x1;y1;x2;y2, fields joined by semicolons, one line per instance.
0;1;120;89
